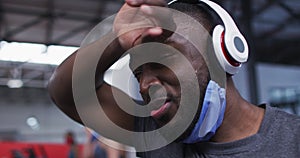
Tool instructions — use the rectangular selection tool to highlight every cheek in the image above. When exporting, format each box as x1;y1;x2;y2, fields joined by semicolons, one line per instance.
195;65;210;97
155;65;180;86
196;64;210;83
190;55;210;86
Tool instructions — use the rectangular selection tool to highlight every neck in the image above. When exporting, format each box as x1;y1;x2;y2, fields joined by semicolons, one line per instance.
209;77;265;143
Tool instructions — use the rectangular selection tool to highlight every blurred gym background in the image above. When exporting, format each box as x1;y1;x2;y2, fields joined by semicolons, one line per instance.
0;0;299;157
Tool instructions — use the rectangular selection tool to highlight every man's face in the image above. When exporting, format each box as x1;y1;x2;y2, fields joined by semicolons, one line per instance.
130;32;210;127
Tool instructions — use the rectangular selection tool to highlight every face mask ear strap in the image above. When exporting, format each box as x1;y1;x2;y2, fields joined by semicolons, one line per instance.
182;80;226;143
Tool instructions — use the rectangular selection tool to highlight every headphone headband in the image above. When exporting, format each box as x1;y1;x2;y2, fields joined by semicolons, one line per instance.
168;0;249;74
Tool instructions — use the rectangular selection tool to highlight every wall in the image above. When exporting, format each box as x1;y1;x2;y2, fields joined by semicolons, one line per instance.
256;63;300;114
230;62;300;115
0;87;86;143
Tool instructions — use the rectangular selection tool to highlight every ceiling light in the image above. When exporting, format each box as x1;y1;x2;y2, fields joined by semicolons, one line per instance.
26;116;40;130
7;79;23;88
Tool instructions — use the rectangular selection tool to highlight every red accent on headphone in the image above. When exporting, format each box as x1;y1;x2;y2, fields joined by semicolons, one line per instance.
221;32;241;67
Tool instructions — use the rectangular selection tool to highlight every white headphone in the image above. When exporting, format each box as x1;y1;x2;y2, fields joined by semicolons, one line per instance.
168;0;249;75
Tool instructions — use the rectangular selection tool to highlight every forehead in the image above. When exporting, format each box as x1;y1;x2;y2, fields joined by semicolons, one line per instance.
129;31;210;71
129;9;211;70
128;38;208;74
172;10;210;56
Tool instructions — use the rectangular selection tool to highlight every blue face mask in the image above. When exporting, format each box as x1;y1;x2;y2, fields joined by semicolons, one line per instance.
183;80;226;143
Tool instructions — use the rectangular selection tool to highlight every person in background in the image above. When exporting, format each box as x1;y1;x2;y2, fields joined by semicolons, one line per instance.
83;128;127;158
65;131;79;158
83;128;107;158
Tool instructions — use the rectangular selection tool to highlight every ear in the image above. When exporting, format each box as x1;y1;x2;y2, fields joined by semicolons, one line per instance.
201;0;249;75
212;25;242;75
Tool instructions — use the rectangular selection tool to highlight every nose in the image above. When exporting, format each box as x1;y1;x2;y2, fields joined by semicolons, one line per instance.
139;66;162;102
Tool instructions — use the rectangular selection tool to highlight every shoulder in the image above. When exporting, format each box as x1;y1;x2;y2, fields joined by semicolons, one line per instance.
260;105;300;155
265;105;300;136
269;105;300;124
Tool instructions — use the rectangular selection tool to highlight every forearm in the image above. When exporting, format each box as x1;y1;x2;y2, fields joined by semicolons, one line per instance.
47;32;125;123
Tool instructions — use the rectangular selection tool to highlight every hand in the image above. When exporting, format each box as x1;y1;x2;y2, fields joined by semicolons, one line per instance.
114;0;176;50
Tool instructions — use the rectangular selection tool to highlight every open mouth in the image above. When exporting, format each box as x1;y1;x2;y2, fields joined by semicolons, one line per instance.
150;98;172;119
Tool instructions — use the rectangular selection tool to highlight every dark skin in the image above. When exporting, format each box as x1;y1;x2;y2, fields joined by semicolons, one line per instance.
48;0;265;148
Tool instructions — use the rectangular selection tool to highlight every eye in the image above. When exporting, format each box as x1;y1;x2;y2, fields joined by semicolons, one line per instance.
150;63;165;70
133;66;143;80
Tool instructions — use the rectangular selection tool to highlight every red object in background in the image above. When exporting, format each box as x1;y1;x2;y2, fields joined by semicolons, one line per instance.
0;142;82;158
65;131;75;146
66;136;74;146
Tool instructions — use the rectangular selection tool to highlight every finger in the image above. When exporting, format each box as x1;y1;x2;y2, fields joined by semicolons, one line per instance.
139;27;174;44
125;0;167;7
147;27;163;36
140;5;176;32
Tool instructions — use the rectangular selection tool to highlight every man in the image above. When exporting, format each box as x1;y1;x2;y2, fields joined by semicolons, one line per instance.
48;0;300;157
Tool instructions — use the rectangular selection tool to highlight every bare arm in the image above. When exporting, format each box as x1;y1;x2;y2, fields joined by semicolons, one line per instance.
48;0;172;131
47;33;134;128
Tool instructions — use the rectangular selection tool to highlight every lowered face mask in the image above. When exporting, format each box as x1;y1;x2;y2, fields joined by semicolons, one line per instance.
183;80;226;143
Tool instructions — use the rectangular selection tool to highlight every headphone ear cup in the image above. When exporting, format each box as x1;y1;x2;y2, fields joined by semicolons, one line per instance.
212;25;241;75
